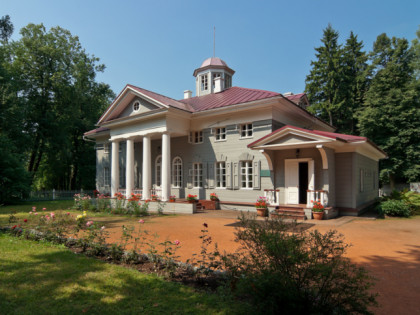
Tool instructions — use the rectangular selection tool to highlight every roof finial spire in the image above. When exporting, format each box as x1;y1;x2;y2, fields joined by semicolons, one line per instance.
213;26;216;57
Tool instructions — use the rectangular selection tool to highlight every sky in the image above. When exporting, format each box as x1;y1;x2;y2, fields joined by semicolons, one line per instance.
3;0;419;100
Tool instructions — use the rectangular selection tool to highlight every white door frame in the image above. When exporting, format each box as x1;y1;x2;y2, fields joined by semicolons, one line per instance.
285;158;314;204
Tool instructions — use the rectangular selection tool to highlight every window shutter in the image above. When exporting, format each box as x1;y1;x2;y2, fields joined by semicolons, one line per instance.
202;162;208;188
253;160;261;190
226;162;232;189
208;162;215;188
233;162;239;190
187;162;193;189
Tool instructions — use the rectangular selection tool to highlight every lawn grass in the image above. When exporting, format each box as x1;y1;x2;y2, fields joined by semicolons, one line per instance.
0;233;249;314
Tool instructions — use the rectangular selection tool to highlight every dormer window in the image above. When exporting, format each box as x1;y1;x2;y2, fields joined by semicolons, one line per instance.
133;101;140;112
200;74;208;91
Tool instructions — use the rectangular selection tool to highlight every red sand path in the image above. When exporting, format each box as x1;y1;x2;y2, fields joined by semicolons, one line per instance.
94;211;420;315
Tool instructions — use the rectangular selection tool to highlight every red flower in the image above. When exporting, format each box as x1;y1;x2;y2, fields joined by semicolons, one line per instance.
24;219;28;223
11;225;17;229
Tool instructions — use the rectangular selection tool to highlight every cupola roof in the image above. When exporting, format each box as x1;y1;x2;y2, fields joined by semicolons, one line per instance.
193;57;235;77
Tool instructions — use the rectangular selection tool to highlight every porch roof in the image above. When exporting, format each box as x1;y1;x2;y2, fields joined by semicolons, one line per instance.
248;125;387;159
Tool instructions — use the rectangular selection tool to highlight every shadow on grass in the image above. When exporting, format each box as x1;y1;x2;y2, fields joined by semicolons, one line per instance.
0;236;245;314
0;200;74;215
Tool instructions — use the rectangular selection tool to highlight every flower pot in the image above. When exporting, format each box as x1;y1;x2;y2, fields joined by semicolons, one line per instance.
312;211;324;220
169;200;175;203
188;200;196;204
256;207;268;217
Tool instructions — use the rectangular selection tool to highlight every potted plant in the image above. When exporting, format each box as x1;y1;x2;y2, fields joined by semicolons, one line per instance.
255;196;268;217
210;192;218;201
186;194;197;203
151;194;159;201
169;195;176;202
311;200;325;220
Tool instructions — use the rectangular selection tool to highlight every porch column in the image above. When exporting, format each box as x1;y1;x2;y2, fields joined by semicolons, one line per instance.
142;135;151;200
111;140;120;197
125;138;134;199
161;132;171;201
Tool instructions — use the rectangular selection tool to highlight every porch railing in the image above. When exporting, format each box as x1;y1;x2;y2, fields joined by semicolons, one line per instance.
264;189;280;206
150;188;162;199
306;190;328;207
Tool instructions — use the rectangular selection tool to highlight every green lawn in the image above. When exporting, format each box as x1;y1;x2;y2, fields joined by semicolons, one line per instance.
0;234;248;314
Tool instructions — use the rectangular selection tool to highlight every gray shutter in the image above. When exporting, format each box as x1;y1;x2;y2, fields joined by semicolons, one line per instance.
253;160;261;190
187;162;193;189
233;162;239;190
226;162;232;189
202;162;208;188
208;162;215;188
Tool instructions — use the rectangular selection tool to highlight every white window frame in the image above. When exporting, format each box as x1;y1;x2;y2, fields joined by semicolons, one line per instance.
172;157;183;188
225;74;232;88
189;131;203;144
133;100;140;112
193;162;203;188
216;161;226;188
215;127;226;142
104;167;110;186
155;155;162;187
240;161;253;189
200;74;208;91
240;123;253;139
212;72;222;89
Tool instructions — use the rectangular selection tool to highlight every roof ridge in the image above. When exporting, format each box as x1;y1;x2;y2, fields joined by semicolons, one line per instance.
127;84;184;104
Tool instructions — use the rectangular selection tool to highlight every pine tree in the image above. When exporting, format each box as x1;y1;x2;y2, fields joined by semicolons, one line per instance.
358;33;420;186
305;24;345;127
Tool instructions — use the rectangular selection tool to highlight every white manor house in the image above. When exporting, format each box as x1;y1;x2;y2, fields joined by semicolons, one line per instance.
85;57;386;218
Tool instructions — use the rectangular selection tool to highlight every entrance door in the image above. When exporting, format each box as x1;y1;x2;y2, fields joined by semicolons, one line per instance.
285;160;299;204
299;162;308;204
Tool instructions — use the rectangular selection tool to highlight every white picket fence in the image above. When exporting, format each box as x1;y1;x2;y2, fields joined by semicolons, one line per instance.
26;189;95;201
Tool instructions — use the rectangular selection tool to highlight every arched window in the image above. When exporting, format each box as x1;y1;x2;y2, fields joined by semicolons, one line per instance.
172;157;183;188
155;155;162;187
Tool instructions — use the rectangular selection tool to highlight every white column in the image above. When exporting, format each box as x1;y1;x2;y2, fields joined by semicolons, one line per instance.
142;135;151;200
161;132;171;201
125;138;134;199
111;140;120;197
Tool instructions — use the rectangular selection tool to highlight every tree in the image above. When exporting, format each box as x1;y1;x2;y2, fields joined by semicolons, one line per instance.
358;33;420;186
341;32;369;134
0;15;13;43
8;23;114;189
305;24;345;127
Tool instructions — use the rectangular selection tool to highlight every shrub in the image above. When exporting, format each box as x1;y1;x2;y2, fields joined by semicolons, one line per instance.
378;199;412;217
222;215;377;314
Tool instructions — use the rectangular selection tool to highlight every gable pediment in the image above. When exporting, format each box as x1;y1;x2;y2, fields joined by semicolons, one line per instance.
98;86;168;124
266;134;316;146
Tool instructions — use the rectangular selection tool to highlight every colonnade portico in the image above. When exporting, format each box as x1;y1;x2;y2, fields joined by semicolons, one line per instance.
110;132;171;201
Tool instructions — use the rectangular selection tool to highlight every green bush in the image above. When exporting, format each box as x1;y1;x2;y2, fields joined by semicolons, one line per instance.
378;199;412;217
222;216;377;314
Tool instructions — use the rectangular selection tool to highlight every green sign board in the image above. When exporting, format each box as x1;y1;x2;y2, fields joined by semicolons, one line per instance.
260;169;271;177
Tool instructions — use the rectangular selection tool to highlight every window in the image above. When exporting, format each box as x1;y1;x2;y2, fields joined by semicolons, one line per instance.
216;162;226;188
225;74;232;88
136;166;141;188
119;167;126;188
240;123;253;138
212;72;221;89
189;131;203;144
155;155;162;187
104;167;110;186
119;141;125;153
193;163;203;188
104;143;110;154
215;127;226;141
200;74;208;91
241;161;253;188
133;101;140;112
172;157;183;188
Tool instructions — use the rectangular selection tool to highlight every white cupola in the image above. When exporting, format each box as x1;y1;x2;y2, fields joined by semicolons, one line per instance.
193;57;235;97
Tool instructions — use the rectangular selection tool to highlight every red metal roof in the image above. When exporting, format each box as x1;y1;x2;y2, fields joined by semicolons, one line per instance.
84;127;110;136
127;84;195;112
248;125;366;148
285;93;305;101
178;86;281;112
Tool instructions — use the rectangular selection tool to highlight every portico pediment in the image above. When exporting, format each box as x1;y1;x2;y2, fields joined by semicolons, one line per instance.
99;86;168;124
266;134;317;146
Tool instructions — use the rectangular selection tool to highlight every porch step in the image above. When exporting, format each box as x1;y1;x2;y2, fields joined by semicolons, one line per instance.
272;208;306;220
196;202;204;210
